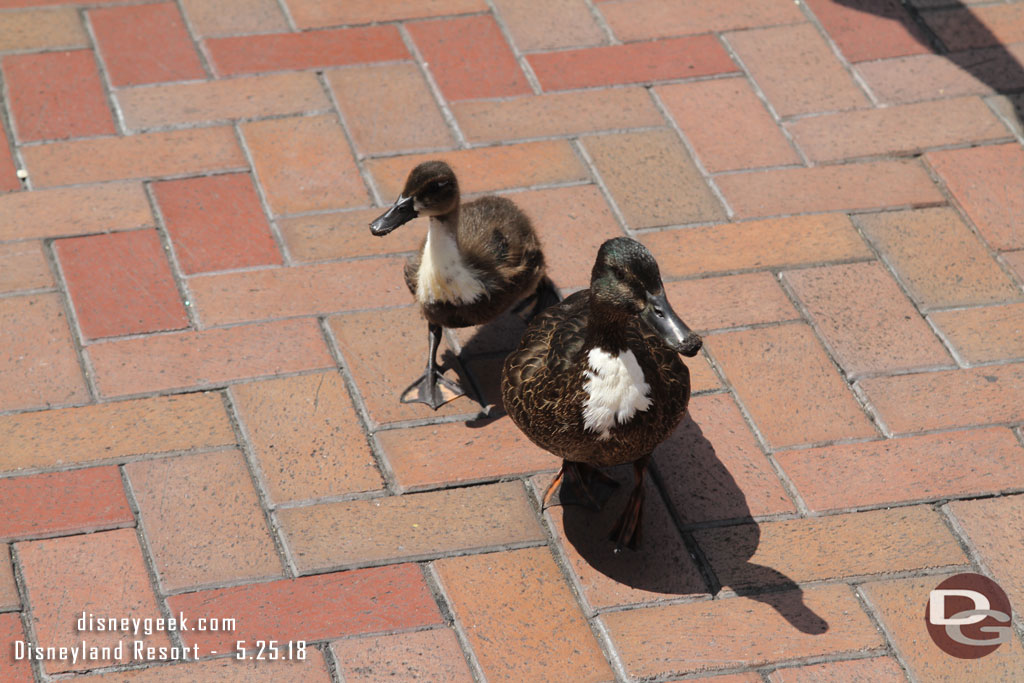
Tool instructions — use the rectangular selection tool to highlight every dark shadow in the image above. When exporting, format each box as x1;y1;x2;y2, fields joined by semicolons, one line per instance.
833;0;1024;131
560;414;829;634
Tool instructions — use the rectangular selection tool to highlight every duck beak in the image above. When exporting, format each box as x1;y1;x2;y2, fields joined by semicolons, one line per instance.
640;290;702;357
370;195;418;236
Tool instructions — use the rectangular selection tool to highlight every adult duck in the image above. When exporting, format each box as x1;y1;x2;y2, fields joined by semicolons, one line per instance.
502;237;702;550
371;160;557;409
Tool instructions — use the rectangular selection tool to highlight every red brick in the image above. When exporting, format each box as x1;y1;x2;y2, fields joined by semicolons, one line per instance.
788;98;1008;162
280;482;544;572
0;293;88;412
928;144;1024;251
923;4;1024;51
16;528;171;673
948;495;1024;614
332;629;473;683
718;160;943;218
22;127;246;188
642;214;873;278
207;26;408;77
0;182;151;241
0;7;87;52
860;364;1024;433
861;575;1024;681
241;114;369;215
804;0;929;62
0;544;17;610
708;324;878;448
56;230;188;339
89;3;204;86
655;393;796;524
0;241;52;294
153;174;280;274
768;657;907;683
930;303;1024;364
190;257;409;326
231;372;383;504
327;63;454;156
598;0;803;41
493;0;605;51
3;50;114;142
858;207;1019;309
453;87;663;143
658;78;800;173
118;72;330;131
278;208;426;263
603;584;881;678
181;0;288;37
126;450;281;591
85;655;332;682
168;564;441;655
0;392;235;474
0;467;131;542
365;140;588;200
528;35;737;91
666;272;797;331
435;547;612;682
726;23;870;117
0;613;31;681
377;417;557;491
88;318;333;397
285;0;485;28
408;15;529;101
0;126;19;194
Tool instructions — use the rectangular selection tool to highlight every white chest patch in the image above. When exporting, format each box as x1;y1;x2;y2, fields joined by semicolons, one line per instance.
581;348;652;440
416;218;486;305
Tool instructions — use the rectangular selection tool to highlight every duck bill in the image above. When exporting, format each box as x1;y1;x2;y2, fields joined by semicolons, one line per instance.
370;195;418;236
640;290;703;357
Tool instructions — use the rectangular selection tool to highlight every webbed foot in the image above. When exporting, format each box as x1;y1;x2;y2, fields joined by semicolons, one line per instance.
400;369;466;410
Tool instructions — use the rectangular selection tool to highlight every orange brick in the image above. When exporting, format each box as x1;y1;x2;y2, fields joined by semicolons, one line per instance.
643;214;872;278
84;655;332;682
666;272;797;331
0;545;17;610
585;129;725;228
280;482;543;572
377;417;557;491
231;372;383;504
118;72;330;131
787;98;1008;162
168;564;441;655
855;49;1011;104
777;427;1024;512
0;467;132;542
687;350;721;393
708;324;878;448
0;126;19;193
930;303;1024;364
89;3;205;86
803;0;929;62
924;4;1024;51
948;495;1024;614
697;506;965;590
22;127;246;188
928;144;1024;251
332;629;473;683
0;612;31;681
726;24;870;117
0;392;235;474
658;78;800;172
0;182;151;241
16;528;171;674
492;0;604;51
860;363;1024;433
365;140;588;201
285;0;485;28
278;208;426;263
0;7;86;52
858;207;1019;309
528;35;737;91
241;114;369;215
180;0;288;37
207;26;408;77
126;450;281;591
768;657;907;683
599;0;803;41
718;160;943;218
861;575;1024;681
603;584;881;678
453;87;663;143
88;319;334;397
0;293;88;413
189;258;410;326
0;241;52;294
435;547;612;682
327;63;453;156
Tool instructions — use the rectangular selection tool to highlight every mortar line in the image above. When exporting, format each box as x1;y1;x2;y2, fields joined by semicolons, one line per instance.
399;23;469;150
230;122;296;267
80;6;128;138
43;238;100;401
571;138;632;238
316;71;382;208
485;0;544;95
142;181;201;329
421;562;487;682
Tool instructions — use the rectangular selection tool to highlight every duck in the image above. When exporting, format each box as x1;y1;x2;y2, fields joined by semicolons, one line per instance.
501;237;702;550
370;160;558;410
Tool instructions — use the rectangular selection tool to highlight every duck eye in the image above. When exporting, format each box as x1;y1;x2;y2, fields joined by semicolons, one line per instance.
611;266;626;280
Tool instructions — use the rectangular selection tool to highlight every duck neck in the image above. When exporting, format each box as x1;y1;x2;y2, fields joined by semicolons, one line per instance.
417;207;484;305
585;298;629;355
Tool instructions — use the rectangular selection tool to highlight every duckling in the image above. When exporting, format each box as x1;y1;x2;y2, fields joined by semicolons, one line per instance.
370;160;558;410
502;237;702;550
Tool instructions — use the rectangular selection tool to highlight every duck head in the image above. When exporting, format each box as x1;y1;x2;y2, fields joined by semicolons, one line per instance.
369;161;459;236
590;237;702;357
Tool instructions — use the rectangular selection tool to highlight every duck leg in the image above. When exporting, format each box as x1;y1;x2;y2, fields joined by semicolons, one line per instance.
400;323;466;410
609;454;651;552
542;461;620;511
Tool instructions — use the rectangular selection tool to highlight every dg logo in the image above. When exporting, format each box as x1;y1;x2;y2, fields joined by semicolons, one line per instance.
925;573;1014;659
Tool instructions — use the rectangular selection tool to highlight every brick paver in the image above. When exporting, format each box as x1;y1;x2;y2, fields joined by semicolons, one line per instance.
0;242;52;294
332;628;474;682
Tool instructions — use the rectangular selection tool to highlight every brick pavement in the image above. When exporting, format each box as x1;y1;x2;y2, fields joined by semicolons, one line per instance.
0;0;1022;681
